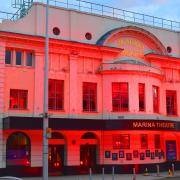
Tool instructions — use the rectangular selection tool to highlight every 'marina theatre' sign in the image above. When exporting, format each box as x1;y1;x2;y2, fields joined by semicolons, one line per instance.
132;121;176;130
118;37;145;58
132;121;175;129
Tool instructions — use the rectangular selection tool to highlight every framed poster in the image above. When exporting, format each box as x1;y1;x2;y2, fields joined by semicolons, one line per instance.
146;150;150;157
119;150;124;158
105;151;111;158
126;153;132;160
150;152;155;159
166;141;176;161
155;150;159;157
112;153;118;160
133;150;139;158
140;153;145;160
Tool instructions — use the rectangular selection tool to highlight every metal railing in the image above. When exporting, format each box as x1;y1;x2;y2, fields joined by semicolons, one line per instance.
0;0;180;32
0;11;18;22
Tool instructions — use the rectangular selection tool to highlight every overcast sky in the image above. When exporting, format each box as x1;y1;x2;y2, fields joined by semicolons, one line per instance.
0;0;180;22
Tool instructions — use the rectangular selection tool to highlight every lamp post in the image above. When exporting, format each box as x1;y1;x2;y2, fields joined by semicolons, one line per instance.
43;0;49;180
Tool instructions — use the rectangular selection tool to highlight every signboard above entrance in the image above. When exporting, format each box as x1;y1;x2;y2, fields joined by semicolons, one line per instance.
118;37;145;58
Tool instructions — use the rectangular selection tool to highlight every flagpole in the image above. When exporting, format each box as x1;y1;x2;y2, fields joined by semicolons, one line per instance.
43;0;49;179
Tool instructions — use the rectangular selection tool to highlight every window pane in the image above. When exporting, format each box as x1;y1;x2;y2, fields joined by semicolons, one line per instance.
113;135;130;149
5;50;12;64
166;90;177;115
26;52;33;66
139;83;145;111
16;51;22;65
112;82;128;111
83;82;97;112
153;86;159;113
154;134;160;149
48;79;64;110
9;89;28;109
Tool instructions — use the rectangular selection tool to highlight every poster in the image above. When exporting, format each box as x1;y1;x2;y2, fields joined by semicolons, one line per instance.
133;150;138;158
126;153;132;160
166;141;176;161
112;153;118;160
119;150;124;158
150;152;155;159
146;150;150;157
105;151;111;158
140;153;145;160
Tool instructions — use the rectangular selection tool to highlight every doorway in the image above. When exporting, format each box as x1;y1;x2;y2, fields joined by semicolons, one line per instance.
48;145;64;174
80;145;96;168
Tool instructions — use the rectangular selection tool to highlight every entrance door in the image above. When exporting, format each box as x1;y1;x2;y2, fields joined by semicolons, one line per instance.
166;140;177;161
80;145;96;168
48;145;64;174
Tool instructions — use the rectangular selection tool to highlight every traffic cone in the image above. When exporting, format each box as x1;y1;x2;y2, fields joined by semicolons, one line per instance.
144;168;149;176
168;169;173;177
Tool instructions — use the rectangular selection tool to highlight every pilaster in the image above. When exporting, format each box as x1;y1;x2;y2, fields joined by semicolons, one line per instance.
34;51;44;115
69;52;78;115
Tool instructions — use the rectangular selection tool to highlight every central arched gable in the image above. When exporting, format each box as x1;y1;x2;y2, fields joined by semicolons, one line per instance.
97;26;167;57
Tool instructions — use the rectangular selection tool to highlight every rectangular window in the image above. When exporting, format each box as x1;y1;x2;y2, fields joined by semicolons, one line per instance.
48;79;64;110
112;82;128;111
166;90;177;115
16;51;22;65
153;85;159;113
9;89;28;109
83;82;97;112
26;52;33;66
139;83;145;111
154;134;160;149
141;134;148;149
113;135;130;149
5;50;12;64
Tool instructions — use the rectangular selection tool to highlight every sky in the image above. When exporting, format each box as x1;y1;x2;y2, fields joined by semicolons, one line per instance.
0;0;180;22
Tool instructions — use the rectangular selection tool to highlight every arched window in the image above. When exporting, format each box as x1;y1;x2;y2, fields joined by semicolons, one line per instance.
6;132;31;166
81;132;97;139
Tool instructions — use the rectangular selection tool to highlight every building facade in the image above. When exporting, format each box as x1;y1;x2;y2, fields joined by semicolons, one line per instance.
0;0;180;176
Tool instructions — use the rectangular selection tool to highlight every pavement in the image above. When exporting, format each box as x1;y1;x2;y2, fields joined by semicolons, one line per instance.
22;171;180;180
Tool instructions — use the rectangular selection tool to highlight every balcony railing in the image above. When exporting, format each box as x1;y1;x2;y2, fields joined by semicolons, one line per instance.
0;0;180;32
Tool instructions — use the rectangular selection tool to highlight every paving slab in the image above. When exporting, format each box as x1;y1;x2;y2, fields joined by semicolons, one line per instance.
22;170;180;180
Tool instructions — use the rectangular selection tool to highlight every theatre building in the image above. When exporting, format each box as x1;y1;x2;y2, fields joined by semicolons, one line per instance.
0;0;180;176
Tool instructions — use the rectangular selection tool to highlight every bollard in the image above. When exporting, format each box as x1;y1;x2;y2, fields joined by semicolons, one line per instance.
156;164;160;177
102;167;104;180
168;169;173;177
172;163;174;176
133;167;136;180
112;166;115;180
89;168;92;180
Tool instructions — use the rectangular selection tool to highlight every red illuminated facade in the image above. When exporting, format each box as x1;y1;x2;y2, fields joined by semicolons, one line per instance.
0;1;180;176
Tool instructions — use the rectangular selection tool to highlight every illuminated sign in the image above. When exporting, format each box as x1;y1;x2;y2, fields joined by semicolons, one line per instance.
118;38;145;58
133;121;175;129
